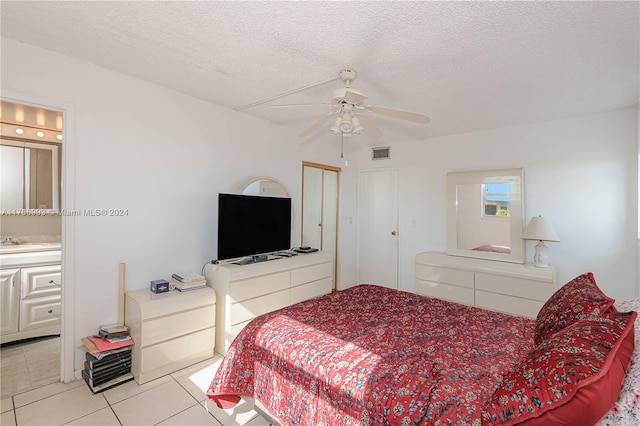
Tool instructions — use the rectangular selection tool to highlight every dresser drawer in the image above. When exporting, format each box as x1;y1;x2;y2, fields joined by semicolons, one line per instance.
140;305;215;347
291;262;332;286
230;288;289;325
20;294;61;331
475;272;554;302
291;277;332;305
415;265;474;289
229;320;251;346
21;265;61;299
139;326;215;374
415;279;474;306
475;290;544;318
229;271;290;302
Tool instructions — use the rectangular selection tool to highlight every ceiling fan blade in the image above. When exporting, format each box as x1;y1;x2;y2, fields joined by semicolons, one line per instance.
299;112;338;137
356;114;383;139
343;89;368;105
271;103;332;108
365;105;431;124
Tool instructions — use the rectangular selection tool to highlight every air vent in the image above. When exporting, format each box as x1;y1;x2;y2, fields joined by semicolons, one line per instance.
372;146;390;160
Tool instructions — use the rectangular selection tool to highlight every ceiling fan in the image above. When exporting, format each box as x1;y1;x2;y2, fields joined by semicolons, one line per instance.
273;70;431;139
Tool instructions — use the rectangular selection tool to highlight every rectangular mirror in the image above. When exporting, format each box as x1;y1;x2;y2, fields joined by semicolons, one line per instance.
1;139;59;211
446;168;524;263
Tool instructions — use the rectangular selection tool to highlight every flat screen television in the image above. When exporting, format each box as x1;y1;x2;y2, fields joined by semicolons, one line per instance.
217;193;292;261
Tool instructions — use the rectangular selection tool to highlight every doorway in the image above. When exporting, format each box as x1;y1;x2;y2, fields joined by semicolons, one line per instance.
357;168;399;289
301;161;340;290
1;91;76;388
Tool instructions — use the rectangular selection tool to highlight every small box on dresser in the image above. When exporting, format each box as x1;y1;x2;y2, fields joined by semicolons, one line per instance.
415;252;556;318
125;287;216;384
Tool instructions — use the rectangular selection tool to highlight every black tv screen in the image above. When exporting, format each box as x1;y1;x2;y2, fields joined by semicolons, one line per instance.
217;193;292;260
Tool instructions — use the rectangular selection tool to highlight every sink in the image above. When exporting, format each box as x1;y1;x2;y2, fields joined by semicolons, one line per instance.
0;242;62;254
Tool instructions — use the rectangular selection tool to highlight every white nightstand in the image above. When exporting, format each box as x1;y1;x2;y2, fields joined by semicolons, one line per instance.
125;287;216;384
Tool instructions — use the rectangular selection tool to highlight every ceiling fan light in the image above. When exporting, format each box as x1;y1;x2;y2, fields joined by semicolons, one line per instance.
351;116;364;134
330;115;342;134
339;120;353;133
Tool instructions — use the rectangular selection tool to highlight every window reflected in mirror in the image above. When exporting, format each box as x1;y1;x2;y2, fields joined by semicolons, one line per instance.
447;168;524;263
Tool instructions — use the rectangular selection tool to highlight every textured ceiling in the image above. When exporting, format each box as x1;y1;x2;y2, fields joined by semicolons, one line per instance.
1;1;638;143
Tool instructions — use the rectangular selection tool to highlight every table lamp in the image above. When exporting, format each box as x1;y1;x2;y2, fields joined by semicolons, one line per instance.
521;215;560;267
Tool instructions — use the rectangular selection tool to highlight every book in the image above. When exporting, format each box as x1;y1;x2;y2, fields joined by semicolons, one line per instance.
86;335;134;352
98;329;130;339
175;285;207;292
82;338;132;360
85;348;132;369
84;360;131;380
170;278;206;290
98;323;128;334
171;272;205;283
82;370;134;393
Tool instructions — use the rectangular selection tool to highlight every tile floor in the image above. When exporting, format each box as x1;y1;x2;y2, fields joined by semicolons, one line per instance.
1;338;272;425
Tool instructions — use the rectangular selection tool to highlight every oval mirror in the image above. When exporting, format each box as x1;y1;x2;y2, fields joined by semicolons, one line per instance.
239;177;289;198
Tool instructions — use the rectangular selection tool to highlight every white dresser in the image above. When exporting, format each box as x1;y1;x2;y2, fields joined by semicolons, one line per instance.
125;287;216;384
205;251;333;354
415;252;556;318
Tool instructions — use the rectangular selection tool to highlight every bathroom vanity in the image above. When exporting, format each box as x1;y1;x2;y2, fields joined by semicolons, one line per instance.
0;242;62;344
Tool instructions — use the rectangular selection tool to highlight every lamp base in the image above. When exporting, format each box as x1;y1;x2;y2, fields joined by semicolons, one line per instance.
533;241;550;268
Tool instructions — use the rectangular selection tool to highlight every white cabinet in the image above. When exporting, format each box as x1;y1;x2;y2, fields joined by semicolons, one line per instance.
0;269;20;335
415;252;556;318
20;265;62;331
206;251;333;354
0;251;61;344
125;287;216;384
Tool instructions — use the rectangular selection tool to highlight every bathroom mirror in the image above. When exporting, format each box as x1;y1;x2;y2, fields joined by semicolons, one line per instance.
446;168;524;263
0;139;60;211
239;177;289;198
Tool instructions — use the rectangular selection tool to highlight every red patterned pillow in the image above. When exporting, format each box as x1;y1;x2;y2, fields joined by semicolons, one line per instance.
482;311;636;426
534;272;615;345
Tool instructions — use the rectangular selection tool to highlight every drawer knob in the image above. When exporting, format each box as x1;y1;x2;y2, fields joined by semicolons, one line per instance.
48;309;53;314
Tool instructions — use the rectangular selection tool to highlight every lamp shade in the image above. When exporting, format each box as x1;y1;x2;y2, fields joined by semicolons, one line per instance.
522;215;560;242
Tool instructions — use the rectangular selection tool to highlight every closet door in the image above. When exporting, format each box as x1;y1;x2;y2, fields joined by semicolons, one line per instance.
302;162;340;289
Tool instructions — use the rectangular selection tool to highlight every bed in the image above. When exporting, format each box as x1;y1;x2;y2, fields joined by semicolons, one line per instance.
207;274;637;425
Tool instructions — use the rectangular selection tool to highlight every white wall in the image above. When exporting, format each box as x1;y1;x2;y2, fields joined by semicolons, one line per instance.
1;38;342;375
349;108;638;302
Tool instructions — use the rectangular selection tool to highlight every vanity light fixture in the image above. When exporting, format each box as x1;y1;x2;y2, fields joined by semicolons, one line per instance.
56;134;63;141
36;131;45;138
522;215;560;268
15;128;24;135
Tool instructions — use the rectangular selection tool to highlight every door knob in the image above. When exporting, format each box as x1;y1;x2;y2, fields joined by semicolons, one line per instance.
391;231;397;236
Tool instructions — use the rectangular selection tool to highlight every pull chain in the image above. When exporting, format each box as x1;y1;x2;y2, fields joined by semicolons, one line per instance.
340;134;348;166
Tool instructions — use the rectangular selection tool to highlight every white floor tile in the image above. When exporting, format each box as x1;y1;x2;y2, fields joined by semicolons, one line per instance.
175;361;219;402
102;373;172;405
1;410;16;426
13;379;84;408
1;396;14;413
245;415;274;425
201;397;259;426
157;404;222;425
14;385;108;426
64;407;121;425
111;380;198;425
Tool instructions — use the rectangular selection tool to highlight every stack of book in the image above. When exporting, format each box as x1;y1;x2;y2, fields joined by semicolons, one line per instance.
170;271;207;291
81;324;135;393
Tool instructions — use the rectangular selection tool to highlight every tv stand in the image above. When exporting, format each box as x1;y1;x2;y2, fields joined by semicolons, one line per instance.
205;251;333;354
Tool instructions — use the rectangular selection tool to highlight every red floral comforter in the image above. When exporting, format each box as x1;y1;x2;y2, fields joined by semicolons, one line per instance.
207;284;535;425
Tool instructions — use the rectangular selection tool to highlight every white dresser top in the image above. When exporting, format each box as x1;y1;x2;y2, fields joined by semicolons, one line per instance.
416;251;556;284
